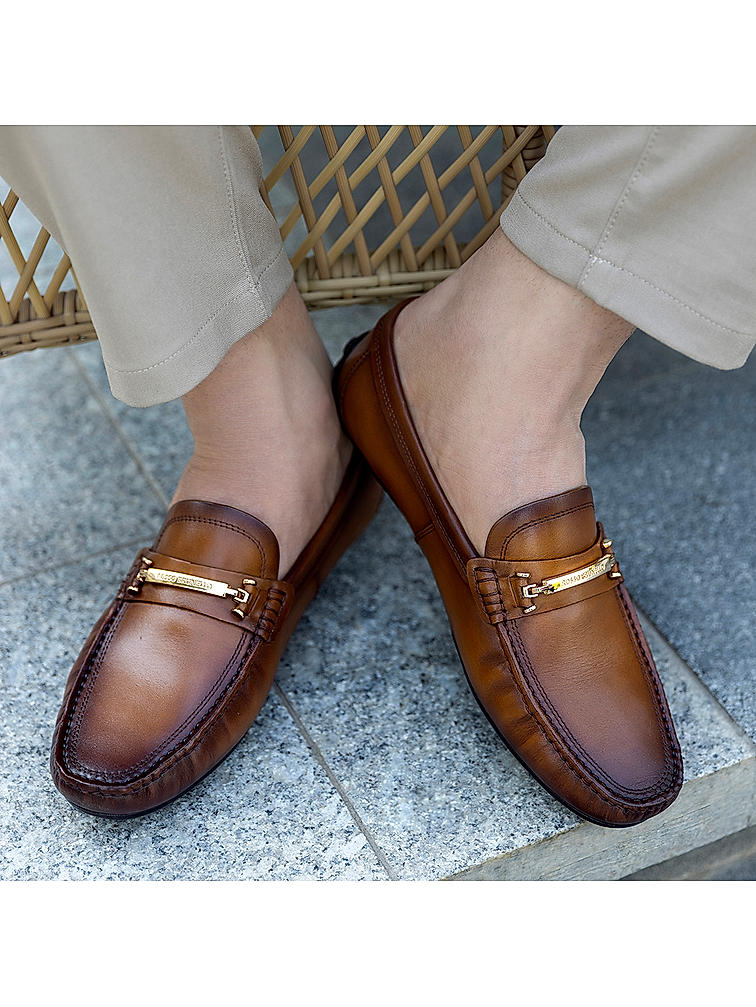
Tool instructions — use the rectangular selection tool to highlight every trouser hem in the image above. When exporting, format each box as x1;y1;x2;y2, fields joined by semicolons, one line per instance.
105;243;294;407
500;190;755;371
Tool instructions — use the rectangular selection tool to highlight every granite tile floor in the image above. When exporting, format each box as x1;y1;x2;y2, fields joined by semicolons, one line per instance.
1;300;754;880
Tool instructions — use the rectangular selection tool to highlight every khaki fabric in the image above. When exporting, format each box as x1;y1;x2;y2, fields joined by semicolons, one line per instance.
0;126;293;406
1;126;753;408
500;125;756;370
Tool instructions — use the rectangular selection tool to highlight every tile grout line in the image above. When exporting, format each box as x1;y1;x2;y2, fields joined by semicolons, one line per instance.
637;603;756;750
69;349;171;510
273;682;397;880
0;537;146;588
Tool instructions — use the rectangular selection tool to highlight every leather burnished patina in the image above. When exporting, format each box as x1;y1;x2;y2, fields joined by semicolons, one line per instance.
50;452;383;817
337;299;683;827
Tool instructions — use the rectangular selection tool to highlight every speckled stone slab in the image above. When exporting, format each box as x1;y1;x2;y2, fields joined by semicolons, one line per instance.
0;547;386;881
0;348;165;582
583;331;756;741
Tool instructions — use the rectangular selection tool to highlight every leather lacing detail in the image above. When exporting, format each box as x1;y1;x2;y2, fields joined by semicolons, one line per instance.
256;586;288;642
472;565;506;624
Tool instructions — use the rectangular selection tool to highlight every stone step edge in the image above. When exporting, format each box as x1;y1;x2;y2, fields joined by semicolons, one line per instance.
447;755;756;881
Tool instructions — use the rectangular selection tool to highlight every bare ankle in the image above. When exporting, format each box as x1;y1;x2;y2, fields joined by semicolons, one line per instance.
393;229;632;552
171;283;349;574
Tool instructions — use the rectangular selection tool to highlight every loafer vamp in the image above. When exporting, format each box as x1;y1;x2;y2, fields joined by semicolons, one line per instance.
58;600;257;786
499;588;677;802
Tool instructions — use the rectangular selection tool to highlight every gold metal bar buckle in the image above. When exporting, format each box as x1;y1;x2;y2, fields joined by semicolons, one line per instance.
127;557;256;618
521;552;616;600
516;540;619;613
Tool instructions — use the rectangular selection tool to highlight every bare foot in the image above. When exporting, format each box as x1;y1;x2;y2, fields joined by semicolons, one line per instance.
172;283;351;575
393;229;633;553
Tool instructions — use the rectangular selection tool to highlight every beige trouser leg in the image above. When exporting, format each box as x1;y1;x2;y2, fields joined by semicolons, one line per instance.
1;126;753;410
500;125;756;369
0;126;293;406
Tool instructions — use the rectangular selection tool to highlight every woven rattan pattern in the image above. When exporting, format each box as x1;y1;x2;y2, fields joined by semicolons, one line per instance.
0;125;553;358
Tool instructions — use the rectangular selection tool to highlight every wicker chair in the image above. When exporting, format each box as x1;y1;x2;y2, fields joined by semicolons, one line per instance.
0;125;553;359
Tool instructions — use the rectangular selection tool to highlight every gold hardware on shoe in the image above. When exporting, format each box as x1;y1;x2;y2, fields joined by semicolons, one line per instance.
127;556;153;593
518;550;618;611
514;571;537;613
127;556;256;617
231;579;258;618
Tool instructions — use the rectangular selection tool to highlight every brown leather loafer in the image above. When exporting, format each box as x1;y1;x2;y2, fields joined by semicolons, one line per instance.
51;451;382;817
337;300;683;827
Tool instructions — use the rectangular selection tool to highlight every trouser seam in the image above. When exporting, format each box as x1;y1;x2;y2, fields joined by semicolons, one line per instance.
577;125;661;288
507;188;592;255
217;125;290;317
507;188;750;339
218;124;256;295
583;256;751;337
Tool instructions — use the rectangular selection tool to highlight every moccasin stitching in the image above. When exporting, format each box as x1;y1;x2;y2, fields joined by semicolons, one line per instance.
67;629;250;783
490;623;673;819
615;586;683;777
156;515;267;572
508;618;678;801
57;629;263;797
497;502;594;559
62;603;126;772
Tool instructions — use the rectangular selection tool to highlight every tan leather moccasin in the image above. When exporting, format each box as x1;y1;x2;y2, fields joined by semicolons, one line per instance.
51;452;382;817
337;300;683;827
